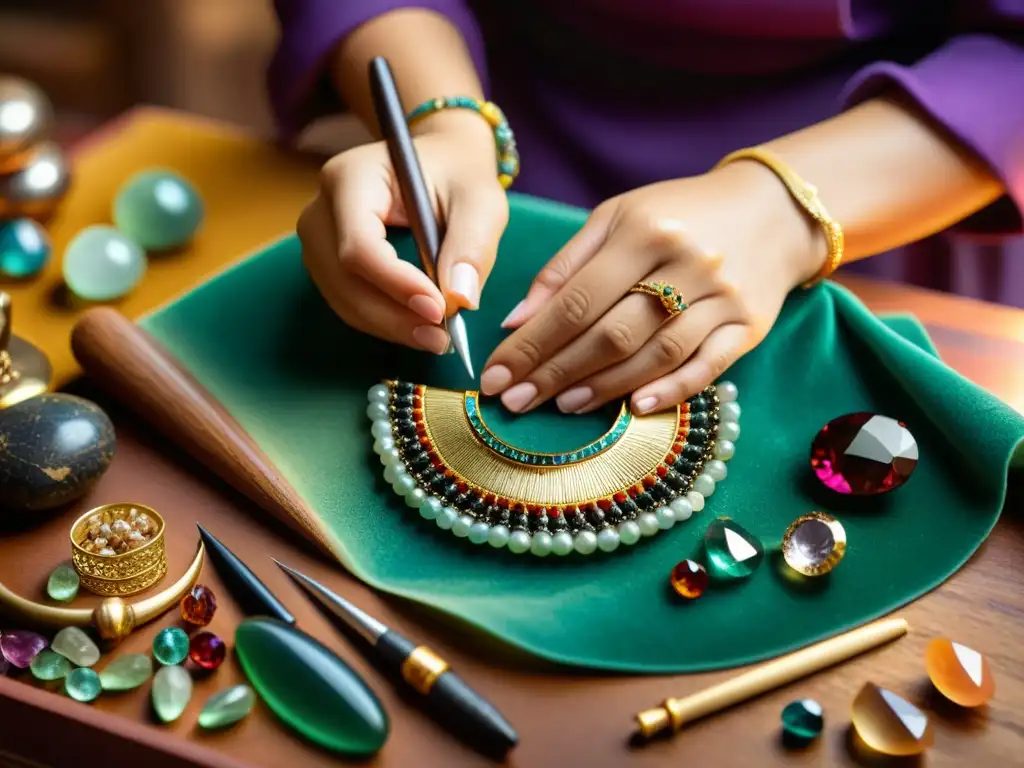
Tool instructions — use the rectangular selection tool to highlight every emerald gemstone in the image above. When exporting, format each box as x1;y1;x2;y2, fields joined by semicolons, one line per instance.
0;219;50;279
704;518;764;579
46;564;80;602
65;668;102;702
152;665;193;723
234;618;389;756
30;650;72;681
152;627;190;666
662;285;673;296
781;699;824;743
198;685;256;730
51;627;100;667
99;654;153;691
113;169;204;250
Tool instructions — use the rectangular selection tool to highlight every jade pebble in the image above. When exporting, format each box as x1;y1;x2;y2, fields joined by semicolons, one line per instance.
30;650;72;681
198;685;256;730
46;564;80;602
51;626;100;667
152;665;193;723
0;218;50;279
62;225;146;302
99;654;153;691
152;627;189;666
112;169;203;250
65;667;102;702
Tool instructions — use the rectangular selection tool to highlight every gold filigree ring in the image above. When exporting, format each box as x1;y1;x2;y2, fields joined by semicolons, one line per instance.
629;281;687;319
70;503;167;596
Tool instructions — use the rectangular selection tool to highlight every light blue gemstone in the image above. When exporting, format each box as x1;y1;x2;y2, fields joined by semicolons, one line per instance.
63;225;146;302
113;169;204;250
0;219;50;279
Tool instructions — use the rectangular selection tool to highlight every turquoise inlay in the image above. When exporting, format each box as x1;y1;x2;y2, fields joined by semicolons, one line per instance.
464;393;632;466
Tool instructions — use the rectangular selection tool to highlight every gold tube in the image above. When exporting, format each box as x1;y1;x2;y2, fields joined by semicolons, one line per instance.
635;617;908;739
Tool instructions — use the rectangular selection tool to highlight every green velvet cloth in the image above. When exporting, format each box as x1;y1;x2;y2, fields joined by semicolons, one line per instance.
140;193;1024;673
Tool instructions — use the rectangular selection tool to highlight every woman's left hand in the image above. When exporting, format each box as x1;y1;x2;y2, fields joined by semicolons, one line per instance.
480;161;823;415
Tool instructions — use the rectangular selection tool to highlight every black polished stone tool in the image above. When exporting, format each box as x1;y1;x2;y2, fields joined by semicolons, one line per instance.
274;559;519;760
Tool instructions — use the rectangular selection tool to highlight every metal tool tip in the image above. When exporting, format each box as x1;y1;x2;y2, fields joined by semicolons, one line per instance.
447;312;474;379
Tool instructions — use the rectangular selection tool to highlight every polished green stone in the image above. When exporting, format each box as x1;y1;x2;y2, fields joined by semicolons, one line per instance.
65;667;102;702
30;650;72;681
0;218;50;279
782;698;824;743
113;169;204;250
51;626;100;667
704;518;764;580
152;627;190;666
198;685;256;730
99;653;153;691
234;618;389;756
152;665;193;723
46;564;80;602
63;225;147;302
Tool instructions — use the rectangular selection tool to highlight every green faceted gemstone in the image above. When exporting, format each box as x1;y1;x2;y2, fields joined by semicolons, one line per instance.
51;626;100;667
781;699;824;743
30;650;72;681
46;564;80;602
703;518;764;579
63;225;146;302
99;654;153;691
152;665;193;723
234;618;389;756
152;627;190;666
65;667;102;702
113;169;204;250
198;685;256;730
0;218;50;279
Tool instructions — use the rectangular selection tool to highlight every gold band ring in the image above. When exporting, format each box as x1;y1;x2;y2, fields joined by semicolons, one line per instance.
629;281;687;319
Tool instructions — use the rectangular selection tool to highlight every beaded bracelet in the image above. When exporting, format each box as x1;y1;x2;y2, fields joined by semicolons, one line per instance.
406;96;520;189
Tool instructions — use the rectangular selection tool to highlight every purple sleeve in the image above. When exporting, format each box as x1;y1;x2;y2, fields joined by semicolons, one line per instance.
842;32;1024;234
268;0;488;138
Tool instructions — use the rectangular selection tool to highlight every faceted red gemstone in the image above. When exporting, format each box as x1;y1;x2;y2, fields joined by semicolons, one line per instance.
189;631;226;670
431;457;443;469
497;497;509;508
548;507;561;518
627;486;639;498
457;481;468;493
656;465;668;478
419;436;431;447
412;406;423;416
669;560;708;599
180;585;217;627
512;503;525;514
613;492;627;504
526;504;540;513
810;412;918;496
416;424;427;435
483;494;496;505
444;469;455;479
672;443;684;454
412;395;423;407
680;403;690;416
642;475;656;488
665;453;677;465
596;499;612;511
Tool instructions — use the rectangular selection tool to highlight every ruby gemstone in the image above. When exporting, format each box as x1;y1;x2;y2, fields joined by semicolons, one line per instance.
189;632;227;671
810;412;918;496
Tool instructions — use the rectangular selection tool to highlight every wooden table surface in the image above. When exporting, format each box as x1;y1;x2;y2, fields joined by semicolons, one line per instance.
1;112;1022;768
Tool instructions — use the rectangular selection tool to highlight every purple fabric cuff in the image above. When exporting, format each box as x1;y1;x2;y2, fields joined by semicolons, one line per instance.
268;0;488;138
842;34;1024;234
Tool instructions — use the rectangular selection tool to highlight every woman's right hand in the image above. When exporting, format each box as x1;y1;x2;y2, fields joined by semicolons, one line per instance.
297;112;508;354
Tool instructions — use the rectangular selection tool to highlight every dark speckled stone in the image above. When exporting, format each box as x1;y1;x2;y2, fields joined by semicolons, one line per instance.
0;394;115;512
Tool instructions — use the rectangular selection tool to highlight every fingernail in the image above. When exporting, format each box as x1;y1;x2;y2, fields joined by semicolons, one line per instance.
408;294;444;324
502;382;538;413
501;300;528;328
480;365;513;395
412;325;450;355
450;262;480;309
634;396;659;414
556;386;593;413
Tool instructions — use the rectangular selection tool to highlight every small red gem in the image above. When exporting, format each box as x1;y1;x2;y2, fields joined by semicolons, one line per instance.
412;395;423;407
457;482;468;493
419;436;431;447
483;494;496;505
657;466;668;477
180;585;217;627
431;457;443;469
669;560;708;599
642;475;656;488
527;504;541;513
680;403;690;416
627;486;639;498
497;497;509;508
613;492;627;504
444;470;455;479
512;503;525;513
416;424;427;435
811;412;918;495
665;453;677;464
548;507;561;518
412;406;423;416
596;499;612;511
672;443;684;454
189;631;227;670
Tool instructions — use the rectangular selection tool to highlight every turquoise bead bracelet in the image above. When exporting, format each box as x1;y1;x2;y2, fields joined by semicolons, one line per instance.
405;97;520;189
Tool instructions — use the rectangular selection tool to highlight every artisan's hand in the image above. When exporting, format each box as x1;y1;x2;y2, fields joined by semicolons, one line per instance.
298;111;507;354
481;162;823;415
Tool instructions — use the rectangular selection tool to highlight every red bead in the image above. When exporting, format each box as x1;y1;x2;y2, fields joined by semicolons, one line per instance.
416;424;427;435
596;499;612;511
483;494;496;505
672;443;684;454
669;560;708;599
548;507;561;518
419;436;431;447
497;497;509;508
642;475;656;488
444;470;455;479
457;481;468;493
613;492;627;504
431;458;443;469
810;412;918;496
180;585;217;627
656;466;668;477
627;486;639;498
189;631;227;670
527;504;541;513
412;395;422;407
665;453;677;465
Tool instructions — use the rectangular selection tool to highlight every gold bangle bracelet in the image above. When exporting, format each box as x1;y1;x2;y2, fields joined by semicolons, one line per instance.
715;147;844;288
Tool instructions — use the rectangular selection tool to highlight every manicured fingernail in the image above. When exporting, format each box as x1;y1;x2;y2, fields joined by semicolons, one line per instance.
450;262;480;309
502;382;538;413
634;396;659;414
408;294;444;324
557;387;592;413
501;300;528;328
480;365;512;395
412;325;450;355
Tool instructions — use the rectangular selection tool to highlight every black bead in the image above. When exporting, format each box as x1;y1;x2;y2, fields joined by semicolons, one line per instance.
443;483;459;500
551;515;568;531
687;428;709;445
454;493;472;510
674;459;696;476
690;394;709;412
689;411;709;428
605;504;623;523
650;483;671;501
411;454;431;470
621;498;639;515
514;513;530;530
397;421;416;438
393;407;413;420
588;508;606;526
665;470;689;491
683;444;703;461
429;475;447;493
470;497;485;514
635;492;653;510
498;509;511;524
395;394;414;408
396;382;415;396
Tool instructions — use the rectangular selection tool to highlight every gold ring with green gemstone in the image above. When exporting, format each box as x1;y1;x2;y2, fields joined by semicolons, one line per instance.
629;281;687;319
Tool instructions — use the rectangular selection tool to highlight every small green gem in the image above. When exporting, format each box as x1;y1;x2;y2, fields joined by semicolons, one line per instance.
99;654;153;691
65;668;102;702
113;169;204;251
662;285;673;296
152;665;193;723
704;518;764;579
31;650;72;681
198;685;256;730
51;626;100;667
46;564;80;602
152;627;190;666
781;699;823;743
